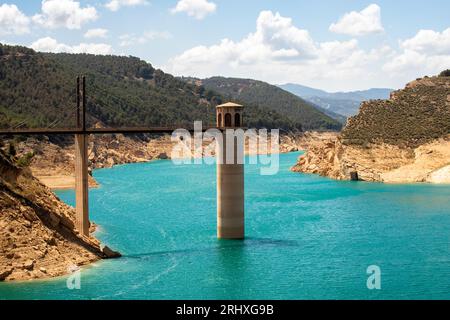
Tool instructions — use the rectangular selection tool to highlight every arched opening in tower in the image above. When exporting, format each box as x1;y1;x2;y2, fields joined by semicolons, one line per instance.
234;113;241;127
225;113;232;127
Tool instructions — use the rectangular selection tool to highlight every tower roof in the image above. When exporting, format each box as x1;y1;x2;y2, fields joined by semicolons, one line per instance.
216;102;243;108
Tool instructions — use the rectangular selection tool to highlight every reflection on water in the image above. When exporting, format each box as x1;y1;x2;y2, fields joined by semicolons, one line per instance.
125;238;299;259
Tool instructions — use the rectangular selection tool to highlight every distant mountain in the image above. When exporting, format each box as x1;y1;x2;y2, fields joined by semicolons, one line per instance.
279;83;328;98
313;105;347;124
279;83;393;118
304;97;361;118
0;43;303;132
182;76;342;131
327;88;393;102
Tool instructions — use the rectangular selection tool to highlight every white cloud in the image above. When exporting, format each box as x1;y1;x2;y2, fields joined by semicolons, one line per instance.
400;28;450;55
33;0;98;30
383;28;450;77
84;28;109;39
164;10;388;91
119;31;172;47
256;11;316;58
167;11;318;70
171;0;216;20
329;4;384;36
0;4;30;36
105;0;149;12
31;37;113;55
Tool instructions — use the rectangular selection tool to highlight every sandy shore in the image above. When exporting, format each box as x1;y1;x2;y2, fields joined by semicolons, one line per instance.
36;175;77;190
35;174;99;190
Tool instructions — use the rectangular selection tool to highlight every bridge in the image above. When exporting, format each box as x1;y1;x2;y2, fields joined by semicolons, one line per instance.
0;76;245;240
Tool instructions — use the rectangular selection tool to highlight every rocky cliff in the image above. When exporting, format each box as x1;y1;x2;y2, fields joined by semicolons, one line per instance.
12;131;303;189
292;73;450;183
0;149;119;282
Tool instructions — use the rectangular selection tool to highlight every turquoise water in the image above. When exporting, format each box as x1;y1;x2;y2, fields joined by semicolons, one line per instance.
1;152;450;300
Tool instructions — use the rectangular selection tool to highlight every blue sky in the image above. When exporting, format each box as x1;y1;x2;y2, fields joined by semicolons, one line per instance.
1;0;449;91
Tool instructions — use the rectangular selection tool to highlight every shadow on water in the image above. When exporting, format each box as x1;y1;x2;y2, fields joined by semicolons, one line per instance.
123;238;299;260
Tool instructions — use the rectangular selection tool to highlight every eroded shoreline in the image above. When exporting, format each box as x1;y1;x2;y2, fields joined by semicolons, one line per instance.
15;132;316;190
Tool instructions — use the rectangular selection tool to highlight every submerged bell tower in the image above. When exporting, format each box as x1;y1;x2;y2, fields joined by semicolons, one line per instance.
216;102;245;239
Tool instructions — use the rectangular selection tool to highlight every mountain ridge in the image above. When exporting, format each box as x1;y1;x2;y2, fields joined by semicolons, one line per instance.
279;83;393;117
279;83;393;101
181;76;342;131
0;43;305;133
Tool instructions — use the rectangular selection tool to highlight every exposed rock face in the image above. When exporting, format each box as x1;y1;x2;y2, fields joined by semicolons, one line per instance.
13;131;303;189
293;75;450;183
293;135;450;183
14;133;176;189
293;137;414;182
102;246;121;258
0;150;119;282
292;137;344;179
294;131;338;152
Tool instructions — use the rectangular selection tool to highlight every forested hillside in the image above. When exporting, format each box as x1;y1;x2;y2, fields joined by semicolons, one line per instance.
182;76;342;131
0;44;302;132
342;74;450;148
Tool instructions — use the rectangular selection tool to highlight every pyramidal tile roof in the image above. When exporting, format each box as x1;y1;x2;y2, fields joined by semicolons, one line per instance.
216;102;244;108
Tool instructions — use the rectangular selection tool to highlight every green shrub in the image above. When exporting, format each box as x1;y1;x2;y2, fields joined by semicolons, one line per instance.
439;69;450;77
137;66;154;80
16;151;34;167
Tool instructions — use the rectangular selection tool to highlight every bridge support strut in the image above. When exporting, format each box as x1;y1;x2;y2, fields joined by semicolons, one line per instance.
75;133;90;236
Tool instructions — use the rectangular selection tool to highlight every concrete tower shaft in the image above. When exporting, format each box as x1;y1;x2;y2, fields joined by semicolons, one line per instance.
216;102;245;239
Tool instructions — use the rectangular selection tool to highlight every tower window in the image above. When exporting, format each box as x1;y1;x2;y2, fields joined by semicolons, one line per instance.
225;113;232;127
218;113;222;127
234;113;241;127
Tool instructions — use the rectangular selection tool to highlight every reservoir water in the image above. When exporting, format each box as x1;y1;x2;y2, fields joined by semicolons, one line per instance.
1;152;450;299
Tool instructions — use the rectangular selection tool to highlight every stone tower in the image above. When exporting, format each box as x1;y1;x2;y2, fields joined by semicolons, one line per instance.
216;102;245;239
